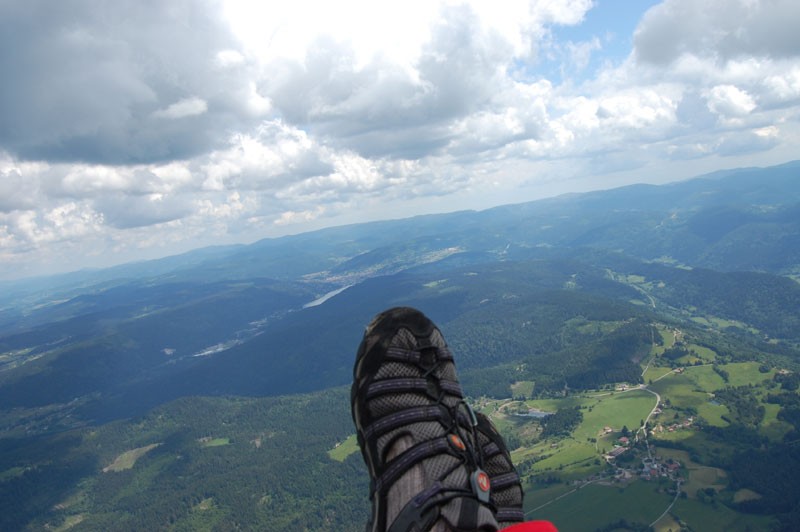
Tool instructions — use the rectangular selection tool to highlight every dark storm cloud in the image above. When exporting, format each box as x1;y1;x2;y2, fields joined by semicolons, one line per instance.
0;0;260;165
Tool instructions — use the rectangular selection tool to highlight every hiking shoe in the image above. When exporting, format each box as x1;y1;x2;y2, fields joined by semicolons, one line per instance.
474;412;525;526
351;307;500;532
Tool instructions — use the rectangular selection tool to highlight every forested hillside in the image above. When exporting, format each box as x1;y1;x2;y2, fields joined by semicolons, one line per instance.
0;389;369;531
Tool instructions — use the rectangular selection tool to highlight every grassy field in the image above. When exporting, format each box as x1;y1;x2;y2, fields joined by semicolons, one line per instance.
652;512;682;532
523;483;574;512
328;433;359;462
648;361;781;433
525;455;776;532
761;402;794;440
689;315;761;336
670;343;718;365
577;389;656;441
517;438;597;475
50;514;85;532
200;437;231;447
171;497;227;531
670;496;776;531
683;365;725;391
505;389;656;482
733;488;763;503
527;481;671;530
724;362;774;387
650;373;708;410
511;380;535;398
664;452;727;499
659;327;676;348
696;400;730;427
644;366;675;383
686;473;724;497
0;466;29;481
525;388;656;442
102;443;161;472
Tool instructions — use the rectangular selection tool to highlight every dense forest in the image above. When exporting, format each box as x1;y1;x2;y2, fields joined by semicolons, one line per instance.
0;390;370;531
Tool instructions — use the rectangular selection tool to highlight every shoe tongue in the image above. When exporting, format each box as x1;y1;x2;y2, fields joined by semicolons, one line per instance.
391;328;419;349
391;326;447;350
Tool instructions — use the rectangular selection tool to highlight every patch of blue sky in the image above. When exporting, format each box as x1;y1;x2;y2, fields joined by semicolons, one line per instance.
511;0;662;85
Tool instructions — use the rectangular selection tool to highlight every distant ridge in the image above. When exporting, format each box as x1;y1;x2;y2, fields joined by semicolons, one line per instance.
2;161;798;329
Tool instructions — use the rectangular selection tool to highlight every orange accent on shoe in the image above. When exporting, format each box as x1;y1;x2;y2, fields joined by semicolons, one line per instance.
449;433;466;451
477;471;490;492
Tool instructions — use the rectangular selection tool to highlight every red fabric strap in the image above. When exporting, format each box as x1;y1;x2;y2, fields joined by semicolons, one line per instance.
501;520;558;532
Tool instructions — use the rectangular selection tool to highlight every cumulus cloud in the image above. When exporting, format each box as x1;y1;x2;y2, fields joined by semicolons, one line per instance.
259;1;596;159
706;85;757;119
200;121;333;191
3;203;104;246
761;67;800;107
61;166;132;196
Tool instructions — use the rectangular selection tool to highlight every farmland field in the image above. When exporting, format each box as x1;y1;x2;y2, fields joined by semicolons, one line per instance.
669;497;776;531
506;332;798;531
527;481;671;530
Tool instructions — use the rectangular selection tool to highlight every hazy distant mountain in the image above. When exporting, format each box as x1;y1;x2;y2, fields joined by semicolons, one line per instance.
3;161;798;309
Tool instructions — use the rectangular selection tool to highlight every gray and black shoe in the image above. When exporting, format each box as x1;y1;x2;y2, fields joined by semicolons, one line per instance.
351;307;512;532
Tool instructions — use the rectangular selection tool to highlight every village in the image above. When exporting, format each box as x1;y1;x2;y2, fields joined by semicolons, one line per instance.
599;404;695;487
606;449;685;485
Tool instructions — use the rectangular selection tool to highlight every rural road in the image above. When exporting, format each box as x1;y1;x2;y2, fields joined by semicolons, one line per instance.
650;480;683;528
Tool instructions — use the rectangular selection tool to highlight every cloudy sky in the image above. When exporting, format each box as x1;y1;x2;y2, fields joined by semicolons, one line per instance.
1;0;799;279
